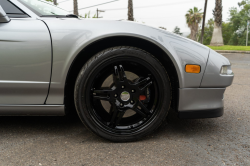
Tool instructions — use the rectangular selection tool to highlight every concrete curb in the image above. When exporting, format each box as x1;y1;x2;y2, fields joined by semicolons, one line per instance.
215;50;250;54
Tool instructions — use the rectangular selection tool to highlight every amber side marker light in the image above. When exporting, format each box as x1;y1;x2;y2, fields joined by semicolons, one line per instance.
185;65;201;73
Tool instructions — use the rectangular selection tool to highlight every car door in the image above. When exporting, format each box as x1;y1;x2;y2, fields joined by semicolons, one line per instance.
0;0;51;104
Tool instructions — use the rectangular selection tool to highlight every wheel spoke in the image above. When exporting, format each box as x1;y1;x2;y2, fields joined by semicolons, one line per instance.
135;77;150;86
119;65;127;81
113;66;119;83
93;96;110;101
140;81;153;92
137;100;150;114
94;89;112;94
110;106;118;125
93;88;113;101
109;104;115;114
93;89;113;95
109;106;125;128
115;111;125;126
132;108;147;117
132;100;150;117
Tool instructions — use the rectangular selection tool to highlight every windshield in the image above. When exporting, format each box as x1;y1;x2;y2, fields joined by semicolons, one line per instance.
18;0;69;16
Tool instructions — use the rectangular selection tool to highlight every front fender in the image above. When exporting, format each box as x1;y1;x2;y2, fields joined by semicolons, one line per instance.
41;19;209;104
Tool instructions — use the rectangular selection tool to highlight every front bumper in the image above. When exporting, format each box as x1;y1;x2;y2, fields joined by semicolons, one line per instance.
177;50;234;119
179;108;224;119
178;88;225;119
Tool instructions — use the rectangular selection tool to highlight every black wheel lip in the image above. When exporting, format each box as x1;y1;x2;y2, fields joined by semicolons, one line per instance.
91;110;159;135
84;55;165;135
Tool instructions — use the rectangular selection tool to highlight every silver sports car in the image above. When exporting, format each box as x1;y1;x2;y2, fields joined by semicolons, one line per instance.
0;0;234;142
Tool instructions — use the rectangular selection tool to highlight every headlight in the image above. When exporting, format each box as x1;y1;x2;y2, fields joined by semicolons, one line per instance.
220;65;233;75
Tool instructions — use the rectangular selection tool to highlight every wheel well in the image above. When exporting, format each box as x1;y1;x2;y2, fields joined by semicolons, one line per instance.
64;36;179;114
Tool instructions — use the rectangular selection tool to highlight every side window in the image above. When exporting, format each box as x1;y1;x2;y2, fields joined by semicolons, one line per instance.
0;0;29;18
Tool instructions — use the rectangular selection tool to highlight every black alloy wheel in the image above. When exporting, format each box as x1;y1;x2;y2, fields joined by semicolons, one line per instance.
74;46;171;142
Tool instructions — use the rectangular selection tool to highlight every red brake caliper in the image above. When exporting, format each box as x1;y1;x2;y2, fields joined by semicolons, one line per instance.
139;95;146;101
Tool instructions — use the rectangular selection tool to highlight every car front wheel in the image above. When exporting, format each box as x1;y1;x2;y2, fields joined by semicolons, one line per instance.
74;46;171;142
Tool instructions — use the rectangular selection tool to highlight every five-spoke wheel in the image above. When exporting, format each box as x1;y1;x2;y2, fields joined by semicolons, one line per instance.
92;65;153;128
74;47;171;142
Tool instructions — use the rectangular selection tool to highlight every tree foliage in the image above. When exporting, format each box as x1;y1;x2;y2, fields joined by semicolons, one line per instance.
238;0;247;7
222;22;234;45
198;0;250;46
45;0;53;3
202;19;214;45
227;0;250;45
173;26;183;35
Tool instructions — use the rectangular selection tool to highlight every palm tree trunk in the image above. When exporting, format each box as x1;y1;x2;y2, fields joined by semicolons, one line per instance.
210;0;224;46
128;0;134;21
53;0;57;5
191;29;196;40
73;0;79;16
189;23;197;40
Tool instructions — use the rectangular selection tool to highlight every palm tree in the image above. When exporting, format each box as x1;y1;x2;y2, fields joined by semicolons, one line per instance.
73;0;79;16
210;0;224;46
185;7;203;41
128;0;134;21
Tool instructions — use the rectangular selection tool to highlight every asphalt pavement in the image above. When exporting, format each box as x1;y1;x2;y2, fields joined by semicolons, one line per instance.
0;53;249;166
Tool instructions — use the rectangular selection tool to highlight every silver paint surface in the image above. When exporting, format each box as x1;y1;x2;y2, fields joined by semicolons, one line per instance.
0;19;51;104
200;50;234;87
178;88;225;111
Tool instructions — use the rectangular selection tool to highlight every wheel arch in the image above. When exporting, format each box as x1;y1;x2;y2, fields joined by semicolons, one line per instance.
64;36;180;114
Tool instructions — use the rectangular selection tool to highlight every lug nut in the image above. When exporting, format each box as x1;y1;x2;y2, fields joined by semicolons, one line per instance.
131;100;134;104
121;86;125;89
131;90;135;93
120;103;123;106
114;94;117;97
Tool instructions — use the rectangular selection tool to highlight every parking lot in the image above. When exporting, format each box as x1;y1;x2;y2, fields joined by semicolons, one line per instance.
0;53;249;166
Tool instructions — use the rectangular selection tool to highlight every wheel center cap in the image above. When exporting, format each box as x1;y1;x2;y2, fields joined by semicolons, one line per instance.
120;91;130;101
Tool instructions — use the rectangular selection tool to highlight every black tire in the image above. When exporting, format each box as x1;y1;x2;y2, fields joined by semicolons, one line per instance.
74;46;171;142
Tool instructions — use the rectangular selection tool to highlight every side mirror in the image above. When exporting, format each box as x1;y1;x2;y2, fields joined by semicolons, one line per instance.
0;5;10;23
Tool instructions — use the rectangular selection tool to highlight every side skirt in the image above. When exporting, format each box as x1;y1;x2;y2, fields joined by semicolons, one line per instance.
0;105;65;116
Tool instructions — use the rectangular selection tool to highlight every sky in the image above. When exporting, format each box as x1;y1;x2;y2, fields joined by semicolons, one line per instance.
57;0;240;35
